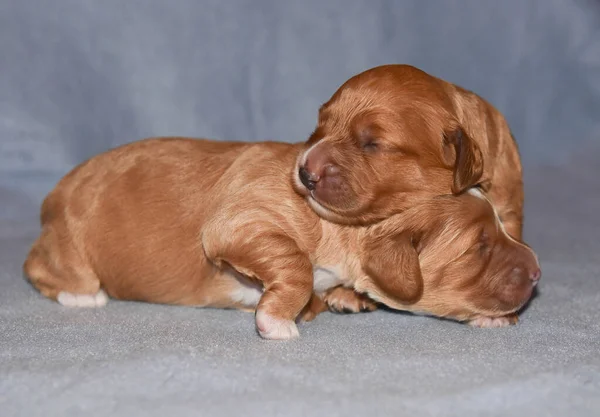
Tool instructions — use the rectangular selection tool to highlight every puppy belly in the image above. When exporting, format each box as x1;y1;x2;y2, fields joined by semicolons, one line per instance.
223;271;264;311
313;265;344;294
187;268;264;312
102;267;264;311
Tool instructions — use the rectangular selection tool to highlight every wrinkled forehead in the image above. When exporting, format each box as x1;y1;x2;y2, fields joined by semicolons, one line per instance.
318;92;452;145
424;216;481;260
327;69;454;111
420;193;498;257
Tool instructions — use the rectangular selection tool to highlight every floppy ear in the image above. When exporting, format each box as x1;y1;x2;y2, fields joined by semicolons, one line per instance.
443;126;483;194
362;230;423;305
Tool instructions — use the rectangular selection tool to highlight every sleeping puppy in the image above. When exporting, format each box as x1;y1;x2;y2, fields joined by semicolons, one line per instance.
316;187;541;328
295;64;524;240
23;138;539;339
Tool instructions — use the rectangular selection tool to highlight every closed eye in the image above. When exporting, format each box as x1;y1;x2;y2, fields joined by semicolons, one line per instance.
479;241;490;255
358;132;380;153
478;229;492;256
356;126;381;153
362;140;379;151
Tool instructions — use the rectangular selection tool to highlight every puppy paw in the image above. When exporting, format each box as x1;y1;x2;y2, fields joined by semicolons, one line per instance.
57;290;108;308
324;287;377;314
468;313;519;328
255;310;299;340
298;294;328;322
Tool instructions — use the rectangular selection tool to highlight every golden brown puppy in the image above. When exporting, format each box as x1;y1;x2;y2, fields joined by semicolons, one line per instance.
343;187;540;328
294;64;524;239
23;138;539;339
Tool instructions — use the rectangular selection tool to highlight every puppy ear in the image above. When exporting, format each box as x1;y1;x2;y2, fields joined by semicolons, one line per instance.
443;127;483;194
362;230;423;305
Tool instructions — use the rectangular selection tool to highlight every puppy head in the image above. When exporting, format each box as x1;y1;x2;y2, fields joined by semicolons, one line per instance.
355;188;540;321
294;64;483;224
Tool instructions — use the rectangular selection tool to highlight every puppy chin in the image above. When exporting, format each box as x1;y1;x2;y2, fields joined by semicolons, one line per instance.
493;286;535;316
465;299;526;320
306;196;349;224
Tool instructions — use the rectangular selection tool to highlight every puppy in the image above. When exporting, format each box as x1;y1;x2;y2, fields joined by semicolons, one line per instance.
294;64;524;240
324;187;540;328
23;138;539;339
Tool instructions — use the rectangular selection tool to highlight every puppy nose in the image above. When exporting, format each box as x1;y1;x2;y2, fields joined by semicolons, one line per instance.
530;268;541;282
299;166;319;191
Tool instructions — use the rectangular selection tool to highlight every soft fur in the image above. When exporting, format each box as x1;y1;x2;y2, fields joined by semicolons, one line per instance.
23;138;540;339
294;64;524;240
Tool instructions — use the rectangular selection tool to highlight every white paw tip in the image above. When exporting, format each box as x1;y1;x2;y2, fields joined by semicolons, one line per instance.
255;310;299;340
469;316;511;328
57;290;108;308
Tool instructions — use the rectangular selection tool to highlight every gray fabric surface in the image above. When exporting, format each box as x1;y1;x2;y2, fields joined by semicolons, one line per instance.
1;0;599;416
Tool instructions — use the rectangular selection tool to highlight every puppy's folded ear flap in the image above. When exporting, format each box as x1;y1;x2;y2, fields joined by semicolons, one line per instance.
362;231;423;305
443;126;483;194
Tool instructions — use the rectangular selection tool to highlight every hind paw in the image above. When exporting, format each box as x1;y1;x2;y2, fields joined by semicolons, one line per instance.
57;290;108;308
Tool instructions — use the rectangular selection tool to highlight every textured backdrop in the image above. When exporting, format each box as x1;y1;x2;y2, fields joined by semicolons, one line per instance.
1;1;599;416
1;0;600;223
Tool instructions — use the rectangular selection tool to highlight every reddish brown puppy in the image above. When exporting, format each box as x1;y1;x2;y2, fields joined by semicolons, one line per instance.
24;138;539;340
348;188;540;327
294;64;524;240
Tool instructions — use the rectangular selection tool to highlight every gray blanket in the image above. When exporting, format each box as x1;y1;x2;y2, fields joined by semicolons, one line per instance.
1;1;599;416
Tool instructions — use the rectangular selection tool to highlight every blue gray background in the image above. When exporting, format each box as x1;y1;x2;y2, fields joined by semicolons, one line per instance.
1;1;599;416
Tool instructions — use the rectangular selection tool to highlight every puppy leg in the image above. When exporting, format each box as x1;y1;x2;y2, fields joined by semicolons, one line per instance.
247;236;313;339
323;286;377;314
203;228;313;340
23;227;106;307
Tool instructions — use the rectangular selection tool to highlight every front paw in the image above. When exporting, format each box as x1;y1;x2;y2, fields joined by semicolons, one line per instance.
324;286;377;314
298;294;328;322
255;310;300;340
468;313;519;328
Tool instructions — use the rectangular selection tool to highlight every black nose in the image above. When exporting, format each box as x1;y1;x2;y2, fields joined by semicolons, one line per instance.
299;167;317;191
